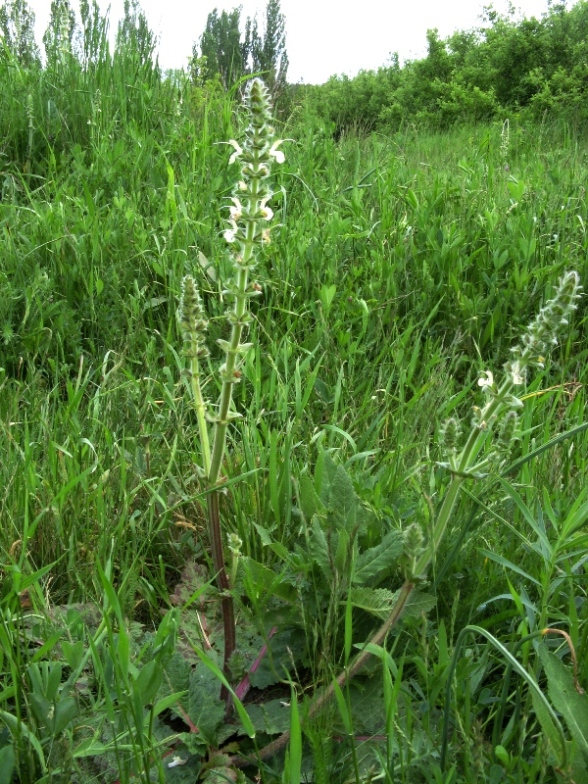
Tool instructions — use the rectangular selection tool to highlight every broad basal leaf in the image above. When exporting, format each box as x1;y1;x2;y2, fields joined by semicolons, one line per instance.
330;463;358;530
309;517;333;579
246;698;292;735
298;475;322;523
188;663;225;741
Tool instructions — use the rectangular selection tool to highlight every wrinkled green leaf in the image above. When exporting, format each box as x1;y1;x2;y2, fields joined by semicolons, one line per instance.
354;530;403;585
403;591;436;618
298;475;322;522
331;464;357;529
246;699;292;735
188;664;226;741
309;517;332;579
349;587;400;619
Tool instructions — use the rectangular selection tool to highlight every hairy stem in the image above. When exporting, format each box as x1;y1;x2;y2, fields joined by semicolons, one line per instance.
207;490;235;707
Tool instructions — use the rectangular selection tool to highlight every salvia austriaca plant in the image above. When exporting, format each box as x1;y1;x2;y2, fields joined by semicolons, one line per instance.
238;269;582;765
177;78;285;704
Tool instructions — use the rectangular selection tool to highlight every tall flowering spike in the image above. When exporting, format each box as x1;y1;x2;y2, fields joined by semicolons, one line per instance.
224;78;284;258
428;271;581;580
178;274;212;476
178;275;209;360
514;271;582;362
209;77;285;488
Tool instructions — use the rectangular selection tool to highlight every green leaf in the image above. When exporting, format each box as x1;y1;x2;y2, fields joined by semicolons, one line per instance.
539;646;588;756
287;684;302;784
335;527;351;573
332;679;352;735
188;663;226;740
246;699;292;735
152;691;189;718
240;557;295;603
349;587;399;619
353;530;403;585
309;517;332;579
331;464;357;529
478;549;540;586
318;452;338;507
73;737;111;758
193;649;256;739
348;587;435;623
0;711;46;770
52;697;78;736
403;591;436;618
530;688;566;767
134;660;163;707
62;640;84;672
0;745;15;784
298;475;322;523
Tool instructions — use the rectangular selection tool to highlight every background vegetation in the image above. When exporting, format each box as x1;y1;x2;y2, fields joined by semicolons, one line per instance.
0;1;587;782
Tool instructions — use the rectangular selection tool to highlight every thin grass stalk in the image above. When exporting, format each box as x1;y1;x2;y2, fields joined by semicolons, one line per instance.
441;627;567;772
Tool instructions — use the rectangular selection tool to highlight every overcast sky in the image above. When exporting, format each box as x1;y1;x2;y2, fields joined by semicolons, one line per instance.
28;0;568;84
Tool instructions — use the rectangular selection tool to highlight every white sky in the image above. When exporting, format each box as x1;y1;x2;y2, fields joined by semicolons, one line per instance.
28;0;568;84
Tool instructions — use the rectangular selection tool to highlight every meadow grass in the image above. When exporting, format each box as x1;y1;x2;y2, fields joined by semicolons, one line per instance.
0;32;587;783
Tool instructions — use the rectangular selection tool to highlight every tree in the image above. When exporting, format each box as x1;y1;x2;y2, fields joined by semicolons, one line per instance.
251;0;288;98
197;7;244;89
115;0;158;69
191;1;289;100
0;0;40;67
43;0;76;69
78;0;110;69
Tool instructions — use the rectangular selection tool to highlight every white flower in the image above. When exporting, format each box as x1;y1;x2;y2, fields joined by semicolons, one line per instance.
224;220;239;243
229;197;243;221
167;755;188;768
508;360;525;385
238;180;247;192
228;140;243;164
260;204;273;221
259;195;274;221
268;140;285;164
478;370;494;389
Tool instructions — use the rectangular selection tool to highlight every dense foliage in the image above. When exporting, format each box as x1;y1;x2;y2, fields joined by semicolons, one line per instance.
0;2;587;783
307;1;588;134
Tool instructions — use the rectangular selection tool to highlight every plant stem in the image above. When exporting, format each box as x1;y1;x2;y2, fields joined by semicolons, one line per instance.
207;489;235;707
